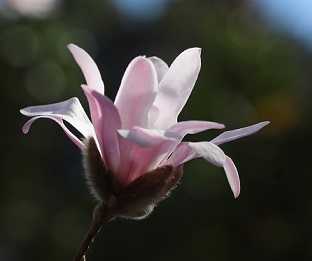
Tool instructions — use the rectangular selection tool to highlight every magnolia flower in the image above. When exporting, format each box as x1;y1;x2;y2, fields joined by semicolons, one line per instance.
20;44;269;260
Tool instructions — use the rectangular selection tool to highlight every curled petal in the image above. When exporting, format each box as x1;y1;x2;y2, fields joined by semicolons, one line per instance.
168;142;240;198
67;44;105;95
151;48;202;129
114;56;158;129
20;97;94;149
22;116;84;149
223;156;240;198
211;121;270;146
148;56;169;83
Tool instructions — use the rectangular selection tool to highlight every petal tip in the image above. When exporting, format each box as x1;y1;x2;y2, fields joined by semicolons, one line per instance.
67;43;78;51
233;189;240;199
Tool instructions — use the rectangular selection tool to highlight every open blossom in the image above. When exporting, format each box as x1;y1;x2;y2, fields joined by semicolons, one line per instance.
20;44;269;219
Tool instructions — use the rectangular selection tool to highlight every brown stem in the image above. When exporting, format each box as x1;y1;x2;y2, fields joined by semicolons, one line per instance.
73;203;113;261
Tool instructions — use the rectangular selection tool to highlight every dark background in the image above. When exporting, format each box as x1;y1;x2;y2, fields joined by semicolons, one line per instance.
1;0;312;260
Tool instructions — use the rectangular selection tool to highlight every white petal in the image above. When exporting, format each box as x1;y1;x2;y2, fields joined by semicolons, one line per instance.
67;44;104;95
211;121;270;145
149;56;169;82
150;48;202;129
187;142;226;167
168;142;226;167
22;116;84;149
20;97;95;149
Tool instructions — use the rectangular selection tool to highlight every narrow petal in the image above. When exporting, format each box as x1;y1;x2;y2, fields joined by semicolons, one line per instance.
117;127;177;185
67;44;104;95
20;97;94;149
114;56;158;129
22;116;84;149
166;120;225;139
223;156;240;198
211;121;270;146
150;48;202;129
85;90;122;173
167;142;240;198
149;56;169;82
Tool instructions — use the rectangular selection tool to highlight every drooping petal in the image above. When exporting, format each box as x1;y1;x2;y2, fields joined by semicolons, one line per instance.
223;156;240;198
22;116;84;149
167;142;240;198
150;48;202;129
167;142;226;167
67;44;104;95
85;90;122;173
20;97;95;149
211;121;270;146
114;56;158;129
148;56;169;82
117;127;177;185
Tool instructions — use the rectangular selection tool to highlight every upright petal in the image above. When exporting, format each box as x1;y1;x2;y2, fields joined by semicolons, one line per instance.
20;97;95;149
148;56;169;82
211;121;270;146
85;90;122;173
114;57;158;129
150;48;202;129
168;142;240;198
67;44;105;95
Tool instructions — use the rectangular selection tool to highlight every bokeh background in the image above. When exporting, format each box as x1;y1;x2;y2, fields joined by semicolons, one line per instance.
1;0;312;260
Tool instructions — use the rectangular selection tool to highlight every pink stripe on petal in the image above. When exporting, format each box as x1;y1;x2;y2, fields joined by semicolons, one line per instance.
67;44;104;95
85;89;121;173
114;56;158;129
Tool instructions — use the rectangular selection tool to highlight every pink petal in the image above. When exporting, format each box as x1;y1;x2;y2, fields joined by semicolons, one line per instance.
67;44;104;95
114;56;158;129
85;90;122;173
117;127;177;185
150;48;202;129
223;156;240;198
148;56;169;82
20;97;94;149
211;121;270;145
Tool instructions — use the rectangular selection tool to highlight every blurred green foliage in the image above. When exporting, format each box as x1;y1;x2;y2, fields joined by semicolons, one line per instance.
1;0;312;260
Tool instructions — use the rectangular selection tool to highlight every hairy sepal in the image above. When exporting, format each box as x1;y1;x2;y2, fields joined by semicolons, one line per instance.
83;137;184;220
